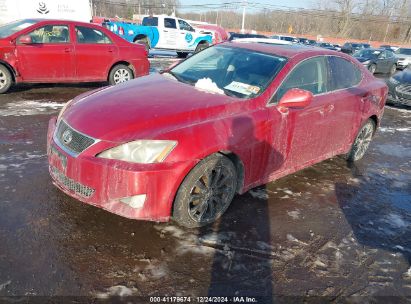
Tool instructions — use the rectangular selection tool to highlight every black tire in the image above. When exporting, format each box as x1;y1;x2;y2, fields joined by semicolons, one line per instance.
368;64;377;74
346;119;376;162
194;41;209;53
108;64;134;85
172;154;237;228
389;64;397;75
0;65;13;94
176;52;188;58
134;36;150;52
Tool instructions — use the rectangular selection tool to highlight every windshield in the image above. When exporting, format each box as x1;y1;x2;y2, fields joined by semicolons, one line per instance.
397;48;411;55
355;49;381;58
0;19;38;38
169;45;287;98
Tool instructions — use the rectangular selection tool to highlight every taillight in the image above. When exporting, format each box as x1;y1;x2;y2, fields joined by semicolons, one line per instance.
119;26;124;35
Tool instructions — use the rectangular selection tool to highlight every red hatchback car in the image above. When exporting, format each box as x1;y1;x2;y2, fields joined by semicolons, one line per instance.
47;43;387;228
0;19;149;93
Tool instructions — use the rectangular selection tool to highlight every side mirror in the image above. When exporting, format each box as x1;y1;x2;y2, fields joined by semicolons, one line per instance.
19;35;32;44
278;88;313;109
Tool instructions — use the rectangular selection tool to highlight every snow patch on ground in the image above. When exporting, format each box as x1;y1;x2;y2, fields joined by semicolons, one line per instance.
0;100;64;116
379;127;411;133
385;213;407;229
95;285;137;298
287;210;301;220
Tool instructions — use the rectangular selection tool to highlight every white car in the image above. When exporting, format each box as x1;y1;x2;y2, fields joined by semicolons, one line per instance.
395;48;411;70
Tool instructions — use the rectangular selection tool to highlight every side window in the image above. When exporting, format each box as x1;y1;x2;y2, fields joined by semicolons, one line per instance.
328;56;362;90
380;51;387;59
386;50;394;58
178;20;194;32
19;25;69;44
164;18;177;29
273;57;328;103
75;26;112;44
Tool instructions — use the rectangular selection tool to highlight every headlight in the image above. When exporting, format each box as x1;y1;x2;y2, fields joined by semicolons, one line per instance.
362;60;371;65
57;99;72;122
389;77;400;85
97;140;177;164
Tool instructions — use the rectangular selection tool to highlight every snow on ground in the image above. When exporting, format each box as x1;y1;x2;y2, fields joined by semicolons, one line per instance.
0;100;64;116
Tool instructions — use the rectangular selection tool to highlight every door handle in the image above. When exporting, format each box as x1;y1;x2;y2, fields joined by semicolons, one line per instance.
163;30;168;32
64;48;71;53
108;49;113;53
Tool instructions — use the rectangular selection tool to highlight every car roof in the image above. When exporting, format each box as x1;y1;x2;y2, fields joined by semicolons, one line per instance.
222;42;341;59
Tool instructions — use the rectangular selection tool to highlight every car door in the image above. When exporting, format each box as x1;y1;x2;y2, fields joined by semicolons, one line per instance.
377;51;390;72
266;56;333;176
74;25;117;81
16;24;75;81
325;56;365;152
156;17;177;49
177;19;196;51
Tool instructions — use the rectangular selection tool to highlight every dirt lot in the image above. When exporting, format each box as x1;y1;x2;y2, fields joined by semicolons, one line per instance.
0;56;410;302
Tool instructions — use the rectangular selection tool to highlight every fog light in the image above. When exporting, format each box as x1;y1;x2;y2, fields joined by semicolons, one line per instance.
120;194;146;209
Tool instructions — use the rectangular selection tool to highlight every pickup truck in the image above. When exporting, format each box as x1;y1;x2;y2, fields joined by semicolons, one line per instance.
103;15;213;58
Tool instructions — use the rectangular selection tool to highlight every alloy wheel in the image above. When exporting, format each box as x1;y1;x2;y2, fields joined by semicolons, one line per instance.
353;122;374;161
113;69;131;84
188;165;235;223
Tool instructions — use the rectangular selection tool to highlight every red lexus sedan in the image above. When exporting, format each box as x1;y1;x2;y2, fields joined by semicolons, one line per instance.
47;43;387;228
0;19;149;93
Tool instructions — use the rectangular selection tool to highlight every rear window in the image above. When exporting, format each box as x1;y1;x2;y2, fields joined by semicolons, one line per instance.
0;19;38;38
328;56;362;90
142;17;158;26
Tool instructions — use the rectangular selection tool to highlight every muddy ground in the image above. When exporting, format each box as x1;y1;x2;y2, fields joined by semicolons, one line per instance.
0;56;410;303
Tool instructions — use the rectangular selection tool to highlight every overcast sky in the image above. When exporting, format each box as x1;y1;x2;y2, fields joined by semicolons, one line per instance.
178;0;314;12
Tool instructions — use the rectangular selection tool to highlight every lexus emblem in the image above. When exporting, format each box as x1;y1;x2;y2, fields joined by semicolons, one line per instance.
62;129;73;145
37;2;50;14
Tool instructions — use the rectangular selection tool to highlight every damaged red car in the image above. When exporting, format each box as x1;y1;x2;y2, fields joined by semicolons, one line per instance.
47;43;387;228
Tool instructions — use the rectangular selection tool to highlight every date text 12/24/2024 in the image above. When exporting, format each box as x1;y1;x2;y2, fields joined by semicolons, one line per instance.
150;297;258;303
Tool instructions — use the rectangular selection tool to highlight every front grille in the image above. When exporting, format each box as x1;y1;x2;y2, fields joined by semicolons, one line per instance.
50;166;95;198
55;120;95;155
396;84;411;99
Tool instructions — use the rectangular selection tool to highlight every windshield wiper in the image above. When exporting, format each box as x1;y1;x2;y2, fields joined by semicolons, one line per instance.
166;71;191;85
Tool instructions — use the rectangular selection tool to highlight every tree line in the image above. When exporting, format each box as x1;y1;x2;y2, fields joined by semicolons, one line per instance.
92;0;411;43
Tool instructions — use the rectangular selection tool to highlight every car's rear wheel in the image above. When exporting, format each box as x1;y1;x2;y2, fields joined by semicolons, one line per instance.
194;41;209;53
172;154;237;228
368;64;377;74
0;65;13;94
390;64;397;75
109;64;134;85
347;119;376;162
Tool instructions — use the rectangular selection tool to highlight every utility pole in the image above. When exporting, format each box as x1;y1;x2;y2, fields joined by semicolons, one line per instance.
241;1;247;33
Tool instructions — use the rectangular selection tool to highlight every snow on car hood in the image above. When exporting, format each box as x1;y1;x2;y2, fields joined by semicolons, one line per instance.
63;74;241;142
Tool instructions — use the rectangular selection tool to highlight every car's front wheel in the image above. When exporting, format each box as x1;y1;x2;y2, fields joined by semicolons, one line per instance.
347;119;376;162
368;64;377;74
172;154;237;228
390;64;397;75
0;65;13;94
109;64;134;85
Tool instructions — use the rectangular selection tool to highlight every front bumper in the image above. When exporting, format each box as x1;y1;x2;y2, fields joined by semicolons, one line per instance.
47;117;196;222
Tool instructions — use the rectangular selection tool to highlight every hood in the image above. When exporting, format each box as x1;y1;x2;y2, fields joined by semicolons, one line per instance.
63;74;241;142
393;68;411;84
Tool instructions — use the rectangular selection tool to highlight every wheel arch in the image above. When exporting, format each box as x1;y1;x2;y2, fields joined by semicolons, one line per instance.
218;150;245;194
369;114;379;134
